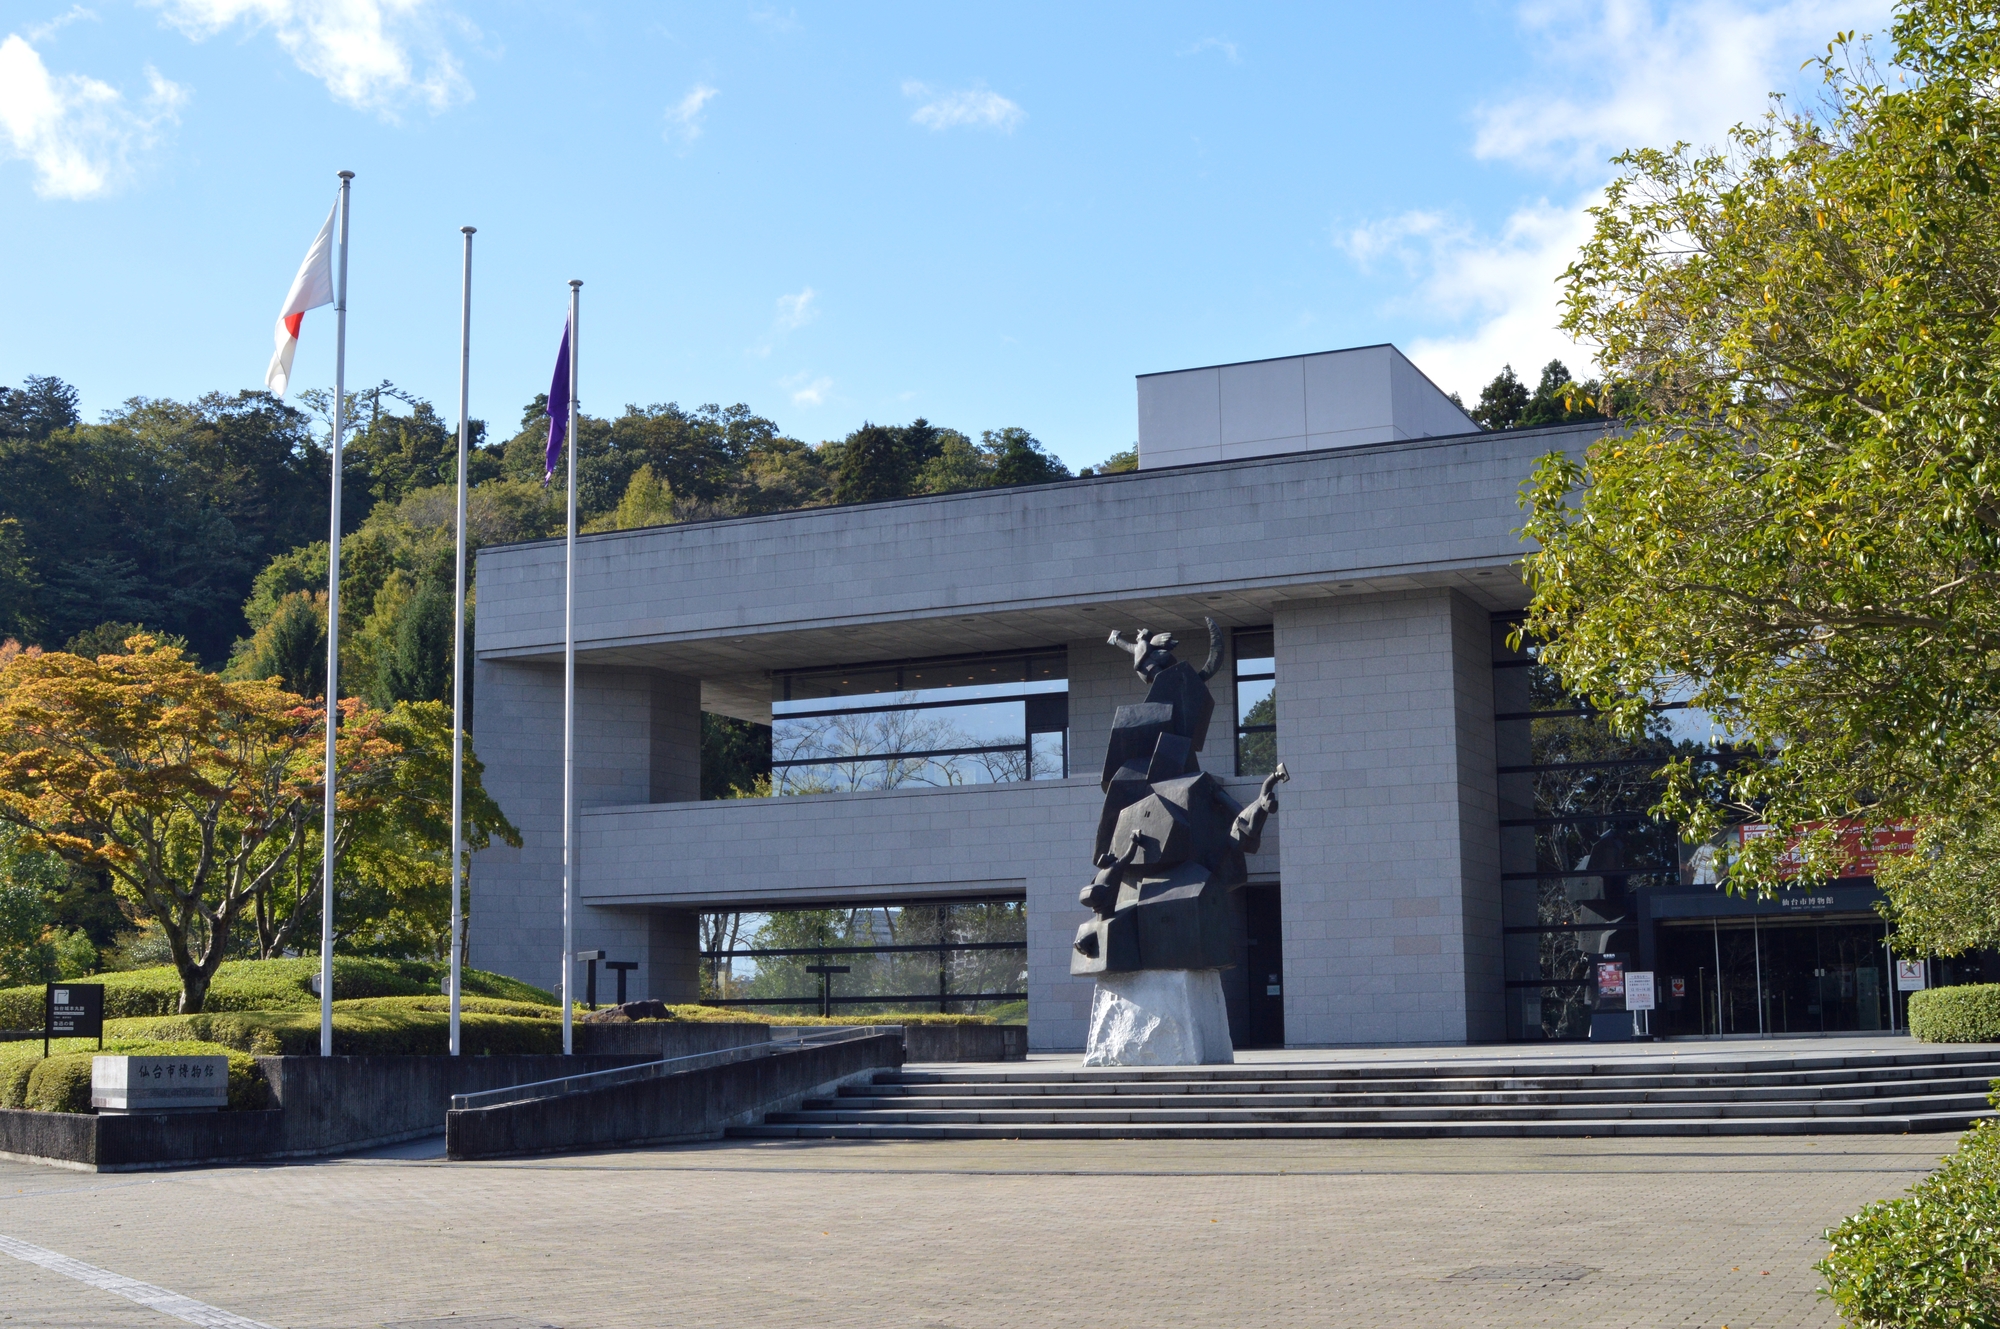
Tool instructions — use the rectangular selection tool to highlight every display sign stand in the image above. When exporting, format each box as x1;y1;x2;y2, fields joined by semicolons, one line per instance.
44;983;105;1058
1625;971;1656;1040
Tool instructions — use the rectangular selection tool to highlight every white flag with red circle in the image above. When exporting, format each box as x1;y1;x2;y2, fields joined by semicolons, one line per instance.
264;200;337;399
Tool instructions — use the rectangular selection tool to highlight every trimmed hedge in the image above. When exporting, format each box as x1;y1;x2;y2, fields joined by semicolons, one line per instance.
0;957;555;1029
1910;984;2000;1043
1819;1117;2000;1326
638;1005;997;1027
111;1003;562;1057
0;1037;271;1113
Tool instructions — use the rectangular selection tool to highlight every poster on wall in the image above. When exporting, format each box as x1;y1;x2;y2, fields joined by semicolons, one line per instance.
1896;960;1928;991
1596;961;1625;1000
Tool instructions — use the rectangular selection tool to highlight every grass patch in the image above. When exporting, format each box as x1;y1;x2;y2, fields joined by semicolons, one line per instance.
1819;1116;2000;1326
0;1037;271;1113
0;958;555;1029
1909;983;2000;1042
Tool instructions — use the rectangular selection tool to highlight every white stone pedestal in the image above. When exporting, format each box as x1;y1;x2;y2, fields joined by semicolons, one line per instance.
1082;968;1234;1066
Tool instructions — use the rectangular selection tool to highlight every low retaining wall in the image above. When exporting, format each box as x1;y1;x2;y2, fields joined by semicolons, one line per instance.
572;1022;770;1058
446;1033;904;1160
904;1024;1027;1063
0;1053;645;1172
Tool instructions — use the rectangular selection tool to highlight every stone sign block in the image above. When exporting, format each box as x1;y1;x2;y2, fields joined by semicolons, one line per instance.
91;1055;229;1114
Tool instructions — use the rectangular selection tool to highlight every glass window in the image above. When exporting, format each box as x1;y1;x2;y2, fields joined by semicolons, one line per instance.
1234;627;1276;776
770;648;1068;795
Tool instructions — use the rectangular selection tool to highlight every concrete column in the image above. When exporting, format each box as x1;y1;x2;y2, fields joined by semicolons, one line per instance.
469;658;691;997
649;672;701;804
647;908;702;1003
1272;589;1501;1045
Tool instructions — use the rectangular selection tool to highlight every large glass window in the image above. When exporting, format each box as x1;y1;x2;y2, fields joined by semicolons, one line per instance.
770;648;1067;795
699;901;1028;1018
1234;627;1276;776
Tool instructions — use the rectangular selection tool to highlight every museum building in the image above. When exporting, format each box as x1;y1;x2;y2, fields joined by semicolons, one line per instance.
467;343;1926;1050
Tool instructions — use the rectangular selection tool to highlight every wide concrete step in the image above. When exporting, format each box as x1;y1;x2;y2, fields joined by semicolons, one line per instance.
890;1049;2000;1088
884;1056;2000;1088
824;1076;2000;1112
770;1088;1992;1126
729;1108;1994;1141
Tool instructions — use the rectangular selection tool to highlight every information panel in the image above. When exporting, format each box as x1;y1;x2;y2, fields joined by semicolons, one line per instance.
44;983;104;1056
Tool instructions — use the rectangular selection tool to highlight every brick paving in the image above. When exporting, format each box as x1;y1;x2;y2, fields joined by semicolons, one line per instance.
0;1133;1952;1328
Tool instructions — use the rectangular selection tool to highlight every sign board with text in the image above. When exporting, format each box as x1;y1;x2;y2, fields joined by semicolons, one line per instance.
1896;960;1928;992
44;983;104;1056
1625;972;1656;1012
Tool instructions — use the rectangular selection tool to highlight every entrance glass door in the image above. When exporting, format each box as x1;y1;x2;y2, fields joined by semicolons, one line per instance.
1653;914;1891;1036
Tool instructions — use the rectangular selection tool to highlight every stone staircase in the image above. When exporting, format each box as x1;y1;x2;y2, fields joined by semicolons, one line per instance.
730;1046;2000;1139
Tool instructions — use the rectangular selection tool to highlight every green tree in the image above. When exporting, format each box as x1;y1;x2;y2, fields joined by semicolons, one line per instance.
835;422;911;504
0;385;327;661
701;713;772;799
1471;365;1531;430
1520;0;2000;940
986;427;1070;487
376;578;453;705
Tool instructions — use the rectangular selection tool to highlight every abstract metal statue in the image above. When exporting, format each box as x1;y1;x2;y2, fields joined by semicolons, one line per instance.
1073;617;1286;977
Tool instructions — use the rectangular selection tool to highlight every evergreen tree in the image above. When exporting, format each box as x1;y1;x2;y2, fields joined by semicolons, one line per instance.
986;427;1070;486
835;422;910;504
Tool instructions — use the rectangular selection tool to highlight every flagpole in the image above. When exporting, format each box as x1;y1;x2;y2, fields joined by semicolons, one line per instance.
450;226;474;1058
320;169;353;1060
562;278;581;1057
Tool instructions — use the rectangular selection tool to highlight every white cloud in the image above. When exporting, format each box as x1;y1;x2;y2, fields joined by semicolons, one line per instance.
748;7;798;34
148;0;471;114
27;6;98;43
0;34;185;199
1475;0;1887;179
774;286;816;331
1346;0;1894;399
903;81;1024;133
1179;36;1241;63
783;372;832;407
664;83;717;143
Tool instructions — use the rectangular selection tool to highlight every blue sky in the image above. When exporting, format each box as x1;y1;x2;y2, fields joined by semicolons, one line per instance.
1;0;1890;469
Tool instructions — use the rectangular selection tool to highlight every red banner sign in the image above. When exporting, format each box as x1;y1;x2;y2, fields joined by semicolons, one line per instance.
1735;821;1914;878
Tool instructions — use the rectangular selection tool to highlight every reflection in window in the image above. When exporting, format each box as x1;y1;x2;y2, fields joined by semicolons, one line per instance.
770;649;1068;795
1235;627;1276;776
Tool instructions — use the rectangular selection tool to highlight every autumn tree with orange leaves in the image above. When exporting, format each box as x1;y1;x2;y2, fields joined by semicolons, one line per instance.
0;636;515;1012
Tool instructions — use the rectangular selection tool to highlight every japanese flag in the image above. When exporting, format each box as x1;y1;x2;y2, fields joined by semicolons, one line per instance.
264;200;337;399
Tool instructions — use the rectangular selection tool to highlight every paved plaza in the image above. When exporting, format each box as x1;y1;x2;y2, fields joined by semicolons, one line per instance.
0;1124;1950;1328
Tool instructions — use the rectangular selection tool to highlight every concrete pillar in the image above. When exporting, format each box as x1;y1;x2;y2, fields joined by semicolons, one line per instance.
1272;589;1500;1045
647;908;702;1003
469;659;702;997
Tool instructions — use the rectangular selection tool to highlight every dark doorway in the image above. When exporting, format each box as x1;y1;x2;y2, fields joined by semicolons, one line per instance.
1241;885;1285;1048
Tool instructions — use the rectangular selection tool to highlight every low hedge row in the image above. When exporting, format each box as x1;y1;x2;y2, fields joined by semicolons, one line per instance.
1819;1116;2000;1326
640;1005;999;1027
0;958;555;1029
0;1037;270;1113
1909;984;2000;1043
112;1003;562;1057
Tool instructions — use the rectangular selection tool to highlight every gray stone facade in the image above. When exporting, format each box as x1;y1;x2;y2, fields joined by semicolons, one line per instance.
467;400;1603;1050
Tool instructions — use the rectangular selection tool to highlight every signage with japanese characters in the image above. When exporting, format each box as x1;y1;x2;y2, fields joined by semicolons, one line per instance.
90;1055;229;1113
1737;821;1915;879
1625;972;1656;1012
45;983;103;1050
1896;960;1928;992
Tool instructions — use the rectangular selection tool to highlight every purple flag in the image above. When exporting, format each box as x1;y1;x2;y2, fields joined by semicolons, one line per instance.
543;320;571;485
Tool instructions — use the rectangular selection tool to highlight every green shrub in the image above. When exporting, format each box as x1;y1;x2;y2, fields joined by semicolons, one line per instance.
1819;1117;2000;1326
0;958;555;1029
0;1037;270;1113
639;1005;994;1027
1910;984;2000;1043
112;1005;562;1057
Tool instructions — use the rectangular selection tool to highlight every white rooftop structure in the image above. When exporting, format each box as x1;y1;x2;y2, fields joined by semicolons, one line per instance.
1135;344;1476;469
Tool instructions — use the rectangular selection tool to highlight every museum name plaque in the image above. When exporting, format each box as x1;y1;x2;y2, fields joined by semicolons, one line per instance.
91;1055;229;1114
